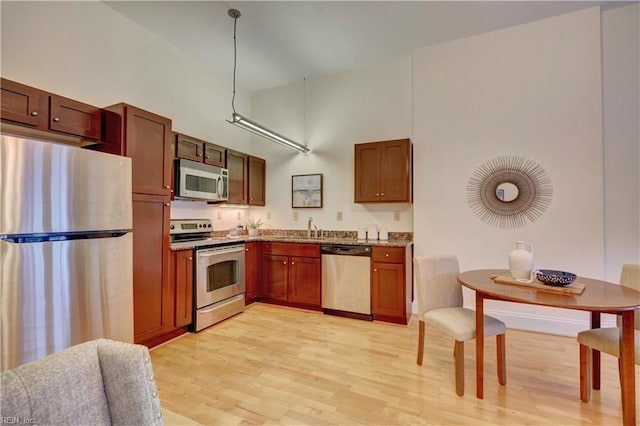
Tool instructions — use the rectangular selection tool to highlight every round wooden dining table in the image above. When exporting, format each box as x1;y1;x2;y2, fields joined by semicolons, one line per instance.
458;269;640;426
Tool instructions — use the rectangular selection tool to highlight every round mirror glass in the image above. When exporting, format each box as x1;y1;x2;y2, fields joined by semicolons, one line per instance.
496;182;519;202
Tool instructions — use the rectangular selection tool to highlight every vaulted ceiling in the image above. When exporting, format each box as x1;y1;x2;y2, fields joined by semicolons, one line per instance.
105;1;633;93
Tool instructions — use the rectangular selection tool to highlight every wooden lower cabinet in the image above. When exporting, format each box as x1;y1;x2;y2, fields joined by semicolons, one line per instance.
132;194;172;343
371;246;412;324
261;242;321;309
172;249;193;328
244;242;260;303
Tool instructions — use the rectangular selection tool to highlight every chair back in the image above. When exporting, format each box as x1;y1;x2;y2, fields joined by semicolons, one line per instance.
414;255;462;314
616;264;640;329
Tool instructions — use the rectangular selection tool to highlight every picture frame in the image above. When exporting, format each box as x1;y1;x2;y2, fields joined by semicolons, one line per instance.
292;174;323;208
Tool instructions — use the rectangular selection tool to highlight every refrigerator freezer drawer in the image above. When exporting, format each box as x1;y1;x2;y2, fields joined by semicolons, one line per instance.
0;233;133;371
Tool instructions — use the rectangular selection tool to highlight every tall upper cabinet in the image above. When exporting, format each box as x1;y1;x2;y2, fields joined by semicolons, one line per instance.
354;138;412;203
90;103;175;347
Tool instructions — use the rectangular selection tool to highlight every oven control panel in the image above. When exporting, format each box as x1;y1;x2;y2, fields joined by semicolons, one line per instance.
170;219;212;235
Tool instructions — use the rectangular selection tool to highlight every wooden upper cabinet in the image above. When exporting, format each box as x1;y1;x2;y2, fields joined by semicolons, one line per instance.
49;95;101;140
1;78;44;127
1;78;101;140
248;156;266;206
226;149;249;204
175;133;226;167
98;103;172;196
354;138;412;203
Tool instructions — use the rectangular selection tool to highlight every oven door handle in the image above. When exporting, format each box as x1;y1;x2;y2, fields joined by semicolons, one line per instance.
198;247;245;257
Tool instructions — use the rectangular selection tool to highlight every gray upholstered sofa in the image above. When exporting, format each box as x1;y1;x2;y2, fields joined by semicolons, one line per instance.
0;338;163;425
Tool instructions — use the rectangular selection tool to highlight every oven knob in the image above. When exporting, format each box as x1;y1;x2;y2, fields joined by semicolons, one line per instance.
170;224;175;230
208;224;212;228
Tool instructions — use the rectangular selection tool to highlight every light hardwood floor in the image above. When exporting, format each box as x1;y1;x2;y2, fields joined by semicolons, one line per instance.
151;303;636;425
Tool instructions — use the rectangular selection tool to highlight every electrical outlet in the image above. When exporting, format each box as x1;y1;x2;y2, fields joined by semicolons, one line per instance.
216;210;222;220
237;212;241;220
267;211;272;220
393;211;401;221
337;211;343;221
293;211;299;221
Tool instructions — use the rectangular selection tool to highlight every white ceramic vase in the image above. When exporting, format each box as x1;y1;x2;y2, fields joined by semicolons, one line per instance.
248;228;259;237
509;241;534;280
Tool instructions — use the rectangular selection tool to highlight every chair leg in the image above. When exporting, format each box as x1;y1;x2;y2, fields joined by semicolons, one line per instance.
417;320;425;365
454;340;464;396
579;343;591;402
496;333;506;385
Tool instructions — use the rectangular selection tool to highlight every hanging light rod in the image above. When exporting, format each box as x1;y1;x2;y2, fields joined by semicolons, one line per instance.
226;8;310;154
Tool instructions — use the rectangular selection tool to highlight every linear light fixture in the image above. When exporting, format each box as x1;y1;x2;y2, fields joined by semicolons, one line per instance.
226;9;310;154
228;113;310;154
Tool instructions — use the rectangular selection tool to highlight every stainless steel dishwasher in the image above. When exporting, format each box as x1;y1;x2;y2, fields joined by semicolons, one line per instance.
321;244;372;320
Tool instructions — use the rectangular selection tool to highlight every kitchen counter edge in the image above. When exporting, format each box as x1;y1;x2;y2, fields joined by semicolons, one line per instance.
170;236;413;251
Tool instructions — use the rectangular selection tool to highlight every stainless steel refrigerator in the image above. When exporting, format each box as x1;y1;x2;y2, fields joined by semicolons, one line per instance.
0;134;133;371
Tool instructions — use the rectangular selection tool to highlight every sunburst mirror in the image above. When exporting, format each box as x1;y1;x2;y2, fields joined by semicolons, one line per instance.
466;156;553;229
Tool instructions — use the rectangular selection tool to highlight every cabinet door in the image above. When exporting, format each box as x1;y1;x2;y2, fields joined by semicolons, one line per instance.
248;156;266;206
125;105;172;196
261;254;288;300
288;256;321;306
132;194;172;343
245;242;260;302
226;149;248;204
175;133;204;162
354;142;381;202
371;262;405;320
379;140;411;202
0;78;44;127
203;142;226;167
49;95;101;140
173;250;193;328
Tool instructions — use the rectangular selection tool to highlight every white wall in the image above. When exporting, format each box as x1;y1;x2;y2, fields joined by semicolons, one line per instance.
413;7;605;334
602;4;640;281
0;1;257;231
250;58;414;233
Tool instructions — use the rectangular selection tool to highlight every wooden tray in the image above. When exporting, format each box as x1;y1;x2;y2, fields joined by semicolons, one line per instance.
491;275;586;295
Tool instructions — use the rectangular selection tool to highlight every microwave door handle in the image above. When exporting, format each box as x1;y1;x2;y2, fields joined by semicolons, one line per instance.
217;177;223;196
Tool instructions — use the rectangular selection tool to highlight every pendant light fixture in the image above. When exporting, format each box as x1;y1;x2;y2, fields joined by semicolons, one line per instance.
226;9;310;154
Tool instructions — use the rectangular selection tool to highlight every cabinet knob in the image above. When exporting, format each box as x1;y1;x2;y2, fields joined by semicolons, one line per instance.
164;203;169;207
188;257;192;261
291;261;295;265
30;111;38;117
374;268;378;272
205;155;209;159
196;153;202;157
283;261;287;265
246;248;249;252
385;253;389;257
53;117;60;122
376;193;379;196
165;185;170;189
381;192;385;196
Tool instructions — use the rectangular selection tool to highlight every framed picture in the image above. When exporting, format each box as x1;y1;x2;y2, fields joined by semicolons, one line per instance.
292;174;323;208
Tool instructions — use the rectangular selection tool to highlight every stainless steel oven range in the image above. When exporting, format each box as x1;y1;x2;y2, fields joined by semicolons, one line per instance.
170;219;245;331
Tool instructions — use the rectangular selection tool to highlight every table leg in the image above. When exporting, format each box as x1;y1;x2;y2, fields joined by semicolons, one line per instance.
590;311;601;390
620;310;635;426
476;293;484;399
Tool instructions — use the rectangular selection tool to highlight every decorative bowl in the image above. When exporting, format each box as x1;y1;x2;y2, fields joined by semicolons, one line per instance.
535;269;577;286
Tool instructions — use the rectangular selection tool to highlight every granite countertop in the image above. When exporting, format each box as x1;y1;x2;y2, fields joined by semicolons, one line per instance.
170;232;413;251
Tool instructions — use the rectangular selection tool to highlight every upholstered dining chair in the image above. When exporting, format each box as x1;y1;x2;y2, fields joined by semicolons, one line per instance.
414;255;507;396
577;264;640;402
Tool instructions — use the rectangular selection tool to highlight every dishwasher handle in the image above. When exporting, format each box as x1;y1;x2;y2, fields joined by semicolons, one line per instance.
321;244;371;256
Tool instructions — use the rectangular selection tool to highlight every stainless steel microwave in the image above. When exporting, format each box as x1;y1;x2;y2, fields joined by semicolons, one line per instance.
174;158;228;202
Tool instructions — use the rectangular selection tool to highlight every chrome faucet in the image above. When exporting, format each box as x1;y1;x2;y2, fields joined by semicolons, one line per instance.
307;217;313;238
